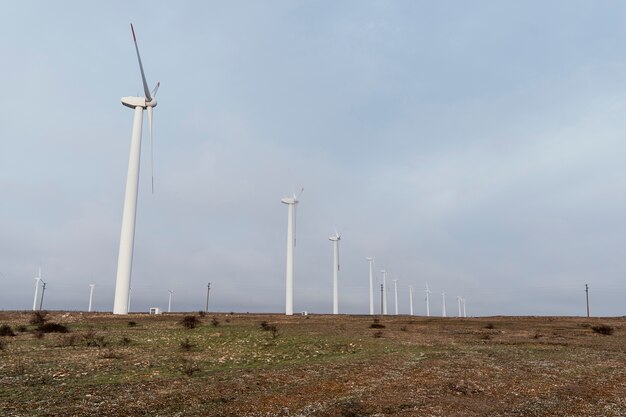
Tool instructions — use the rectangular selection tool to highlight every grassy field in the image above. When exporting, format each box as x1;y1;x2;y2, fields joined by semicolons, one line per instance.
0;311;625;416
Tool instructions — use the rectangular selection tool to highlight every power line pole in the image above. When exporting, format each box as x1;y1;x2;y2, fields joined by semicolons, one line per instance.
205;282;211;313
39;281;47;310
585;284;590;317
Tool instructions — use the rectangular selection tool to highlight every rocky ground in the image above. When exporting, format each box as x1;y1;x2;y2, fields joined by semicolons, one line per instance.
0;311;624;416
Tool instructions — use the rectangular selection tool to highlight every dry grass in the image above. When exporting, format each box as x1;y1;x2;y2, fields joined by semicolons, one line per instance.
0;312;624;416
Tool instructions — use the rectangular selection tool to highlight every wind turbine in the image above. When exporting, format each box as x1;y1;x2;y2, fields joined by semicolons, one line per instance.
88;284;95;312
457;296;462;317
113;23;160;315
408;285;414;316
380;270;388;315
441;291;446;317
462;298;467;317
32;267;42;311
425;283;431;317
393;279;399;315
168;290;173;313
281;189;302;315
329;231;341;315
365;257;374;315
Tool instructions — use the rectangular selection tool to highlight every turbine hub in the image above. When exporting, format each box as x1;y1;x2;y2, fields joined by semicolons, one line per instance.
121;96;158;109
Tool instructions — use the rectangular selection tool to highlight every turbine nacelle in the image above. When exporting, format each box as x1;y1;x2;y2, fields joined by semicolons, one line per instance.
121;96;158;109
281;196;298;205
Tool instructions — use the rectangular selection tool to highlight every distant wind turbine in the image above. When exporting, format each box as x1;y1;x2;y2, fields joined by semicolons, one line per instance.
329;231;341;315
281;188;302;315
462;298;467;317
425;283;431;317
441;291;447;317
32;267;42;311
113;23;161;315
168;290;173;313
408;285;414;316
380;270;388;315
457;296;462;317
393;279;399;315
366;257;375;315
88;284;95;312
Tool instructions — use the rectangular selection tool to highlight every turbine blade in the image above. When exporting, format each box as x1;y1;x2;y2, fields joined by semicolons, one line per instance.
151;81;160;97
130;23;152;101
148;105;154;194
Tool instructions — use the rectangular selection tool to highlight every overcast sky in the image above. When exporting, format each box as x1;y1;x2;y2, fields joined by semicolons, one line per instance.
2;1;626;316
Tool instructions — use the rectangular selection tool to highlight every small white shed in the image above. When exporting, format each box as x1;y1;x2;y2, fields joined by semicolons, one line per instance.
149;307;162;315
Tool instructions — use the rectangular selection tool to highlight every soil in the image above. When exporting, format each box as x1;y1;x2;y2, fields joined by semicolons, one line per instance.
1;312;624;416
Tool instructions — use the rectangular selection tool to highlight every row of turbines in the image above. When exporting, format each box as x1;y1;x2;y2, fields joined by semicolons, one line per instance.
280;192;467;317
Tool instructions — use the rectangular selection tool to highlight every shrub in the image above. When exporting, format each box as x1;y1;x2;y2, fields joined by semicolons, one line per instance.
180;358;200;377
591;325;614;336
260;321;270;331
30;311;48;326
373;331;384;338
0;324;16;337
127;321;137;327
56;334;77;347
400;326;408;332
198;310;206;317
484;323;495;330
120;337;132;346
211;317;220;327
38;322;69;333
15;325;28;333
369;319;385;329
179;338;195;352
0;339;6;350
180;315;201;329
83;328;108;347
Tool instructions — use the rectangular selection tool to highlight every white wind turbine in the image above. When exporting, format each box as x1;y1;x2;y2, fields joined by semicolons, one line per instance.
408;285;414;316
32;267;42;311
393;279;399;315
441;291;447;317
380;269;388;315
168;290;173;313
113;24;160;315
365;257;375;315
462;298;467;317
88;284;95;312
425;283;431;317
281;189;302;316
329;231;341;315
457;296;462;317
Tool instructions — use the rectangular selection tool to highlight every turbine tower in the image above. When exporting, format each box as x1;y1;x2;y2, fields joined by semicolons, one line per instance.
329;231;341;315
88;284;95;312
380;270;388;315
425;283;431;317
32;267;42;311
457;296;462;317
281;189;301;315
366;257;374;315
408;285;414;316
393;279;399;315
113;24;160;315
462;298;467;317
441;291;447;317
168;290;173;313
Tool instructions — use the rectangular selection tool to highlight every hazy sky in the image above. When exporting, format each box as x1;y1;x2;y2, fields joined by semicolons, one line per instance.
2;1;626;316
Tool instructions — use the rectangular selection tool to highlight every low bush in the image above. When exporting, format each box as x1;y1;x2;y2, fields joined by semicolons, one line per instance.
211;317;220;327
0;324;16;337
180;358;201;377
56;334;77;347
15;325;28;333
373;331;384;338
180;315;201;329
127;321;137;327
29;311;48;326
38;322;69;333
120;337;132;346
369;319;385;329
484;323;495;329
83;328;108;347
179;338;195;352
591;324;614;336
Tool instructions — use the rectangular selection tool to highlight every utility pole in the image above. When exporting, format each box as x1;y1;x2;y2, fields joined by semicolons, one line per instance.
585;284;590;317
205;282;211;313
39;281;47;310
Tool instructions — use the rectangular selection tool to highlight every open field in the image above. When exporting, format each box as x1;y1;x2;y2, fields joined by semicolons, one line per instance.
0;312;625;417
